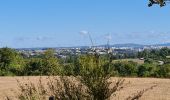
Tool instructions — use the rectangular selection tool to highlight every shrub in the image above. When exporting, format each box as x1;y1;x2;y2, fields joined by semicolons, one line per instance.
113;61;137;76
137;63;157;77
78;54;125;100
156;64;170;78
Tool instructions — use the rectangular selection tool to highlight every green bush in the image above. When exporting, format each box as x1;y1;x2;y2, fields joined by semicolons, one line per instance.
137;63;157;77
113;61;137;76
78;54;124;100
24;58;43;75
156;64;170;78
0;47;25;76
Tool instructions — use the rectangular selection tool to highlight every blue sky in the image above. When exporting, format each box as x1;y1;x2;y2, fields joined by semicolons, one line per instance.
0;0;170;48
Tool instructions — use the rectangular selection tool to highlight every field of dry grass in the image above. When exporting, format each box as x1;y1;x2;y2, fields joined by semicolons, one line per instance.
0;76;170;100
113;59;144;65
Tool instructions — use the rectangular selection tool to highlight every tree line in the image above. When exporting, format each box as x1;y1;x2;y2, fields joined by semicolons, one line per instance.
0;47;170;78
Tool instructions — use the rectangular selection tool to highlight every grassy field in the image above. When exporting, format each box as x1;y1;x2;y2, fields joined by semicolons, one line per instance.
113;58;144;64
0;76;170;100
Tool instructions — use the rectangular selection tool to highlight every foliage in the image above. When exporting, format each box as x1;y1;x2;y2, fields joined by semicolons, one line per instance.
113;61;138;76
137;63;157;77
77;54;124;100
0;47;170;78
156;64;170;78
138;47;170;60
24;58;43;75
41;49;62;75
62;63;75;76
0;48;25;76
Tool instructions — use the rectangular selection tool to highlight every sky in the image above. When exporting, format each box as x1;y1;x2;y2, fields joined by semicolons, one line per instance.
0;0;170;48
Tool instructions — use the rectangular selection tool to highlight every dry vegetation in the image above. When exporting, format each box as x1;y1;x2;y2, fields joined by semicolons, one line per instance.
113;59;144;65
0;77;170;100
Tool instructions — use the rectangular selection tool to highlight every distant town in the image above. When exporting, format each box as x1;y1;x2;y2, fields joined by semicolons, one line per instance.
16;43;170;58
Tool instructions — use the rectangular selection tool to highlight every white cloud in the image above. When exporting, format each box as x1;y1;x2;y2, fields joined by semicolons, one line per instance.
79;30;88;35
35;36;53;41
15;37;30;42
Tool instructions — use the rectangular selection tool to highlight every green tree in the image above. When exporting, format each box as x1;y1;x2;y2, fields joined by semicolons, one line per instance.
157;64;170;78
41;49;61;75
137;63;157;77
113;61;137;76
24;58;43;75
0;47;25;75
138;49;150;59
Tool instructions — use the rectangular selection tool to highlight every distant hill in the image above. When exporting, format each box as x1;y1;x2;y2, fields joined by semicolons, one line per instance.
111;43;145;48
99;43;146;48
154;43;170;47
14;43;170;50
100;43;170;48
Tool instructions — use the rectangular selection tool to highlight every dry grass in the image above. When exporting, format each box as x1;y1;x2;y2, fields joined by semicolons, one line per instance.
113;59;144;64
0;77;170;100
